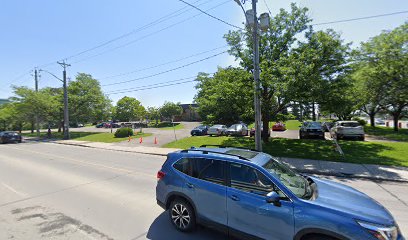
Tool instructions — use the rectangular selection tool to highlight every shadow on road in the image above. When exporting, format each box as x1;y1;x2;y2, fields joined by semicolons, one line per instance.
144;211;227;240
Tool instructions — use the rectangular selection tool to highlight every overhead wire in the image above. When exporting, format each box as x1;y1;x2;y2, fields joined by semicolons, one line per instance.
101;51;227;87
71;0;231;64
98;45;228;80
312;10;408;26
177;0;245;30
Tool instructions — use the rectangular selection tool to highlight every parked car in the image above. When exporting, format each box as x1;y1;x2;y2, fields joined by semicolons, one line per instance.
375;119;386;125
249;123;270;138
77;123;84;128
111;123;121;128
299;121;325;139
331;121;365;141
207;124;227;136
225;123;248;136
0;131;22;144
96;122;105;128
322;121;334;132
156;146;404;240
272;122;286;131
190;125;208;136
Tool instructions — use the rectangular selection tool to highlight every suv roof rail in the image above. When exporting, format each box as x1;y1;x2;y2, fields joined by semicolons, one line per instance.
180;149;250;161
199;145;260;152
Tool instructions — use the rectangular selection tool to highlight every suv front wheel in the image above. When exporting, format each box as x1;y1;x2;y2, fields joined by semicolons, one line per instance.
169;199;196;232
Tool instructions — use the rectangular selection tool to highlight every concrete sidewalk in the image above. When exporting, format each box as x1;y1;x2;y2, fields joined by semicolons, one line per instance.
50;139;408;182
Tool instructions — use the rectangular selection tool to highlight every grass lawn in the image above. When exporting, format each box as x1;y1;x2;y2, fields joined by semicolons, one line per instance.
365;126;408;142
22;131;152;143
163;136;408;167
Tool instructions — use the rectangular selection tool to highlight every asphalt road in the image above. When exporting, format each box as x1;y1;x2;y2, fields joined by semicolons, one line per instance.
0;142;407;239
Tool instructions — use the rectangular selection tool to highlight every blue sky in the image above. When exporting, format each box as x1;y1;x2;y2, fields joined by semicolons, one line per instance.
0;0;407;107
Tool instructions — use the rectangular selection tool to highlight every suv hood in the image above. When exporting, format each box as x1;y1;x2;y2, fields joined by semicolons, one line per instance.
311;177;395;226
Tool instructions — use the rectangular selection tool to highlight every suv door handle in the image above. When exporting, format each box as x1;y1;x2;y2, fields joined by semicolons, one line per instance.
230;195;240;201
186;183;194;188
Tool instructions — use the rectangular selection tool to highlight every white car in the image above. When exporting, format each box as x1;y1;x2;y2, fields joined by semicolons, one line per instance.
207;124;227;136
330;121;365;141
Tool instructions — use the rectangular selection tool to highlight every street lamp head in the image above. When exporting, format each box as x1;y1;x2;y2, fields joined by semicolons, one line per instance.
259;13;270;31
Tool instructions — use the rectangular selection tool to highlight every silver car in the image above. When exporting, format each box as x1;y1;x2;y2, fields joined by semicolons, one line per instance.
208;124;227;136
225;123;248;136
330;121;365;141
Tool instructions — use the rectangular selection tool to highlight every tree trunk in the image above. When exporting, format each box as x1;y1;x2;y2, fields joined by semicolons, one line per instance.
31;120;35;133
369;113;375;127
300;103;303;122
393;112;400;132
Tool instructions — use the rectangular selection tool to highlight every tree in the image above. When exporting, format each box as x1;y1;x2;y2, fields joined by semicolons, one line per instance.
225;3;310;141
195;67;253;125
68;73;112;125
147;107;161;125
115;96;145;122
9;86;60;132
159;101;183;121
354;23;408;131
289;29;352;120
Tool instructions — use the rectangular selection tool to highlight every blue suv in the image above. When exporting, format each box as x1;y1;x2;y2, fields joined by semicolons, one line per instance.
156;146;404;240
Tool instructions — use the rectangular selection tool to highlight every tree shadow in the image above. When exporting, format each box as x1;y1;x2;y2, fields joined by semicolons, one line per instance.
144;212;228;240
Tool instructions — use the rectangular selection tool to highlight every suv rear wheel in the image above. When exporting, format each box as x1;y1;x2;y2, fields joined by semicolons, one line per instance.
169;199;196;232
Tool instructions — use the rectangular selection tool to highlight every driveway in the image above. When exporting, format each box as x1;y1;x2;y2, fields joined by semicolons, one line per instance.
113;122;200;147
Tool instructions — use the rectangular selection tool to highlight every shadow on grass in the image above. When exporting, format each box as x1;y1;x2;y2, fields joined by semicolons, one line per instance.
23;131;99;140
365;126;408;142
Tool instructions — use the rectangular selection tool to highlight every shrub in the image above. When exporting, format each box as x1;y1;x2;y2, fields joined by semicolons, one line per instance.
114;127;134;138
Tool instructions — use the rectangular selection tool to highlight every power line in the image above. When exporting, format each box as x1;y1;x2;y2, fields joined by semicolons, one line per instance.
177;0;245;30
101;51;227;87
106;79;198;95
313;10;408;26
37;0;220;68
263;0;272;16
106;76;197;94
70;0;230;65
98;45;228;80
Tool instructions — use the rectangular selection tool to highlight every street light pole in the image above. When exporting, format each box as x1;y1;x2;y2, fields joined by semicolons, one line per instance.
34;68;40;138
251;0;262;152
57;61;71;140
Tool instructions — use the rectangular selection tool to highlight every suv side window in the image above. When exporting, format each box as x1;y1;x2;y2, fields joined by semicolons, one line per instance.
173;158;193;176
229;163;273;196
194;158;225;185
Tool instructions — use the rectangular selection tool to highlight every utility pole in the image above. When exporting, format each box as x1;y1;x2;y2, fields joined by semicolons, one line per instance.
34;68;40;138
252;0;262;152
57;61;71;140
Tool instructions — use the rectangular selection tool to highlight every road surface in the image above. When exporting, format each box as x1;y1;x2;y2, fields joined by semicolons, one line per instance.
0;142;406;239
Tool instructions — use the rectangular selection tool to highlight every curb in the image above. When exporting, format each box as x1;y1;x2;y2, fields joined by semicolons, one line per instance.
45;140;408;183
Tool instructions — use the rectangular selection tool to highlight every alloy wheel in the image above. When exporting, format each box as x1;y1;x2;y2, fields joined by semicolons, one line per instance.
171;203;191;229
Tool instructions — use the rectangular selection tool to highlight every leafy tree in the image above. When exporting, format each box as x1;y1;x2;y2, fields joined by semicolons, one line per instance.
354;23;408;131
225;3;310;141
68;73;112;125
147;107;161;125
159;101;183;121
195;67;253;125
115;96;145;122
8;86;60;132
289;29;352;120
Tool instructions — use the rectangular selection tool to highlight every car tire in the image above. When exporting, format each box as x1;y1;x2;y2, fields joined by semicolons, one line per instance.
335;134;340;140
360;136;365;141
169;199;196;232
18;140;22;143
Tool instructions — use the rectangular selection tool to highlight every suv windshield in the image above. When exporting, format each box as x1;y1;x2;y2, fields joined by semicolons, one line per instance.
262;159;312;199
305;122;321;128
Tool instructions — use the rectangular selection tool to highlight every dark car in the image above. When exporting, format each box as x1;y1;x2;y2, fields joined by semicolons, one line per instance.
0;131;22;143
191;125;208;136
299;121;325;139
96;122;105;128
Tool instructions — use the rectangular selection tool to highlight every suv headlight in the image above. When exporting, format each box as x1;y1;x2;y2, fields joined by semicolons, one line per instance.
357;220;398;240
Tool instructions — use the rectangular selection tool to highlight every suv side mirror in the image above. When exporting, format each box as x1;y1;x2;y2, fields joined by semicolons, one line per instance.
266;191;281;207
